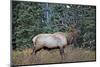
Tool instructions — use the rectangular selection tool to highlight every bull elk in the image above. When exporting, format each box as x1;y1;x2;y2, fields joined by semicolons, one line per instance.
31;24;79;60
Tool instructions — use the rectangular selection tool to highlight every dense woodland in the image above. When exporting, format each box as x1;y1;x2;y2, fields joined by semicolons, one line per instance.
12;1;96;50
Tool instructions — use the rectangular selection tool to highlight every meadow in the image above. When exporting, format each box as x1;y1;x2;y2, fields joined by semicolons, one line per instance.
12;46;96;65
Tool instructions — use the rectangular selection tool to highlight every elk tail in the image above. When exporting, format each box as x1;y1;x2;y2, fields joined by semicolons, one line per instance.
31;36;38;55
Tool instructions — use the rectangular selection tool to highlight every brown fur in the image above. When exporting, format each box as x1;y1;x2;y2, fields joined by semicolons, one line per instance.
67;26;79;46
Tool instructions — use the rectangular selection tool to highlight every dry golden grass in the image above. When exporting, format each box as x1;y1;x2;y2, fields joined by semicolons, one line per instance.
12;46;96;65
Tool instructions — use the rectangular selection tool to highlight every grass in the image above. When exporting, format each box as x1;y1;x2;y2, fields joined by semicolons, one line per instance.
12;46;96;66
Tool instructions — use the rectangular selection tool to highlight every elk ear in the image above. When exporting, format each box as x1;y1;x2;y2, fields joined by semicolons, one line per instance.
71;23;76;29
67;26;70;30
68;26;72;32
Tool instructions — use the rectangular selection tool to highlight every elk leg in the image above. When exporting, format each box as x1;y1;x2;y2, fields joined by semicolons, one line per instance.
59;47;64;60
31;46;36;55
30;46;36;63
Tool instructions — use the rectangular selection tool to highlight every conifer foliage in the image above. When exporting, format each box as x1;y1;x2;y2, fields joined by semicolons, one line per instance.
12;1;96;50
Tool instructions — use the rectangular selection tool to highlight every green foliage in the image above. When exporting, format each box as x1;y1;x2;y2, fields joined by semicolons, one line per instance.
12;1;96;50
